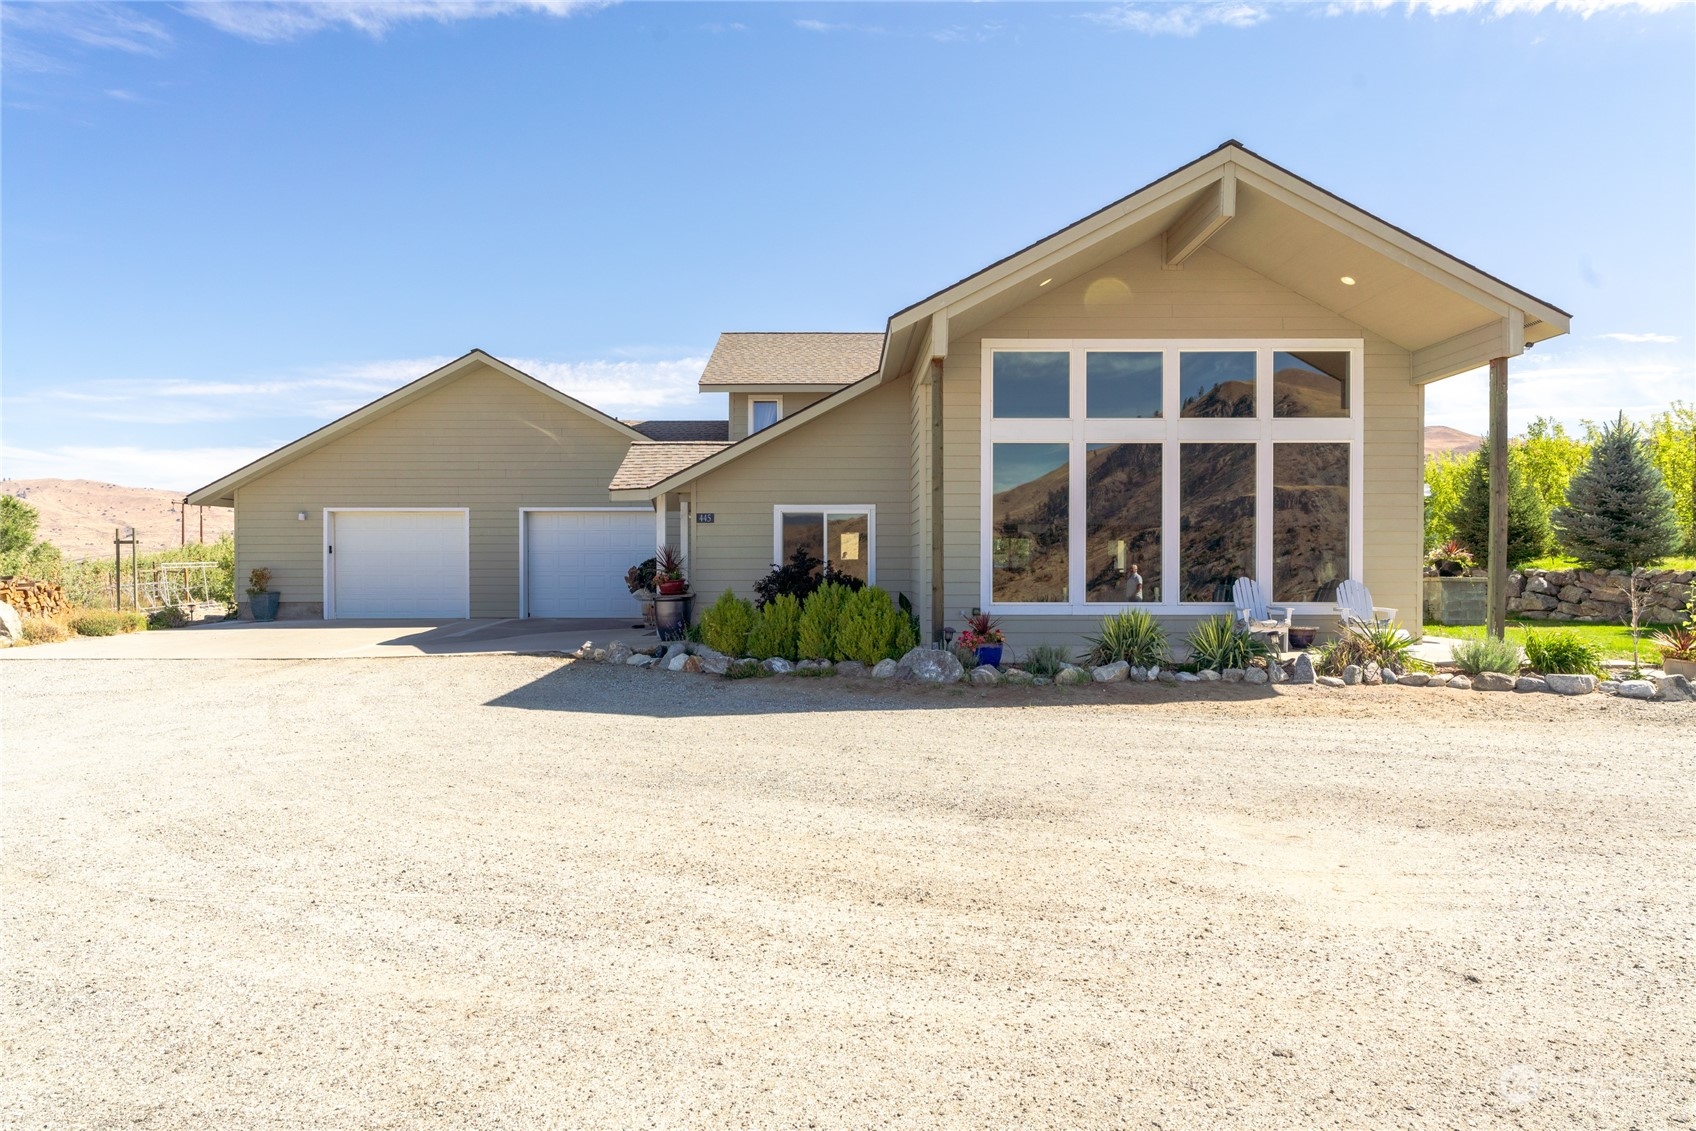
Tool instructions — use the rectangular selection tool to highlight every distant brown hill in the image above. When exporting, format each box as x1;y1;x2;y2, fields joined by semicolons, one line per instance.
1425;426;1482;458
0;479;233;561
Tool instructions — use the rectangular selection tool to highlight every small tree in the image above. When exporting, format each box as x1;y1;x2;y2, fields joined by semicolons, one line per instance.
1554;413;1680;571
1451;442;1552;570
0;495;40;559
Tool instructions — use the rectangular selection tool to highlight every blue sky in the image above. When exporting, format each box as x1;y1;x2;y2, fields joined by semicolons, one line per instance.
2;0;1691;490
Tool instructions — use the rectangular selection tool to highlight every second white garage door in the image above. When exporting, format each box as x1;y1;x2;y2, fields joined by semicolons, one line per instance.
524;509;654;618
329;509;470;619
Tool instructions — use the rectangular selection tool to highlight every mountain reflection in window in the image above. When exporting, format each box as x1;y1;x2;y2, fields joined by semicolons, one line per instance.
1086;443;1161;602
992;443;1069;602
993;351;1070;418
1273;443;1348;601
1180;442;1255;601
1273;352;1348;418
1179;352;1255;418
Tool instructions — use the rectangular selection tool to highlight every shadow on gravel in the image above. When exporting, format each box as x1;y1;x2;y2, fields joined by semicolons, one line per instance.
485;658;1281;718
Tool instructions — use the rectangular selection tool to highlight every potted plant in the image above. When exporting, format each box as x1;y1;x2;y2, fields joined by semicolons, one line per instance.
625;557;658;627
247;567;280;621
1651;626;1696;678
654;545;687;596
1425;540;1475;577
957;612;1006;668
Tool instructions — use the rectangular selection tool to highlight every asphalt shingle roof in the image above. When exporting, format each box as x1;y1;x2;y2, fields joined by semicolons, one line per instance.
608;442;730;491
698;332;884;388
623;420;730;442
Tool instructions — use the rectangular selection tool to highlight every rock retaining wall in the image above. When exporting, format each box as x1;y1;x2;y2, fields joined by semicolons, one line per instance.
1506;567;1692;624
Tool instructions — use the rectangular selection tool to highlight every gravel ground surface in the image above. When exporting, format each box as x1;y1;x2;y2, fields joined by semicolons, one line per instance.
4;657;1692;1129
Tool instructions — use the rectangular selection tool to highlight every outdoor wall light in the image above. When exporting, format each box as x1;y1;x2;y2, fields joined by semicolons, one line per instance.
297;511;307;521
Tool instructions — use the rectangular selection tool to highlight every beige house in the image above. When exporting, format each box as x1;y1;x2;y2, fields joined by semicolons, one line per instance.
189;141;1569;647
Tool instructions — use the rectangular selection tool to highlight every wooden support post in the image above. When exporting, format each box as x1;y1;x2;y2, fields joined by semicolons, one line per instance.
114;528;122;611
654;492;667;553
1487;357;1509;640
181;500;186;548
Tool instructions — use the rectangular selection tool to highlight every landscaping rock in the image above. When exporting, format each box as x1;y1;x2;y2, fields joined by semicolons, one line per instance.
1290;654;1316;684
1176;671;1201;683
760;657;794;674
834;661;868;678
697;652;730;676
871;658;899;679
1427;673;1452;687
1091;661;1130;683
1198;668;1220;681
1514;676;1549;694
1033;676;1052;686
605;641;634;665
626;654;655;668
1268;661;1287;684
1222;668;1245;683
1381;669;1398;684
680;655;703;673
1147;665;1161;681
1001;668;1036;685
1472;671;1515;692
1399;671;1430;686
1616;679;1656;701
795;658;832;671
1653;674;1694;702
1341;664;1362;686
1543;672;1597;696
0;601;20;646
1055;665;1091;686
1362;662;1382;686
969;665;1001;686
1126;666;1147;681
589;647;607;662
1244;667;1268;685
1448;675;1472;690
1317;675;1345;687
1597;680;1622;695
896;646;964;683
1158;670;1179;684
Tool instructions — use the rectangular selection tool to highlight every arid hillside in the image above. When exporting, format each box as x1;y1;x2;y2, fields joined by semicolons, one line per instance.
1;479;233;560
1424;425;1482;458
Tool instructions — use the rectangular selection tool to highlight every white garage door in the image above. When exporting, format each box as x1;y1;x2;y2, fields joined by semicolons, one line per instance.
330;510;469;619
525;510;653;618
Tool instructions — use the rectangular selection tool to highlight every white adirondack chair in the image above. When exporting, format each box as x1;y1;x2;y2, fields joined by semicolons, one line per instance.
1335;578;1398;632
1232;577;1292;653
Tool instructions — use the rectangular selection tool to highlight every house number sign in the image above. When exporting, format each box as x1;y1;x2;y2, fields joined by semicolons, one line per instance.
695;512;715;523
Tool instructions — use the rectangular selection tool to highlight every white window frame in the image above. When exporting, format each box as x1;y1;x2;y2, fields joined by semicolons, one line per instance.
748;396;783;435
980;338;1364;616
772;504;876;584
516;506;656;619
321;507;472;621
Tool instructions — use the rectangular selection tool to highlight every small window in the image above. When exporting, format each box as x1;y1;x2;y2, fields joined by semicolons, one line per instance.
992;351;1069;418
1086;351;1162;418
750;397;781;433
775;507;874;583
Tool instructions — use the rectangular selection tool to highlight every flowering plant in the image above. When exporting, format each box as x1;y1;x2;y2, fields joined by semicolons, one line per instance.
1424;539;1475;570
956;612;1005;649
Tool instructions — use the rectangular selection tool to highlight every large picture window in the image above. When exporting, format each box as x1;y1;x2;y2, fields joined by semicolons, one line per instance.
774;506;874;584
982;339;1361;612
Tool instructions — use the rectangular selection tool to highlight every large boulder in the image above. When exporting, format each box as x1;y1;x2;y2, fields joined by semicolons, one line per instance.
1653;674;1694;703
896;646;964;683
1543;673;1597;696
1091;661;1129;683
697;651;731;676
0;600;21;645
1514;676;1549;694
1341;664;1362;686
1289;654;1316;684
1472;671;1515;692
1616;679;1656;701
871;658;899;679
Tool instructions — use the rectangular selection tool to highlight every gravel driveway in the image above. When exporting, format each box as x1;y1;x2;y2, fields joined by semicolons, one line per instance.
4;657;1691;1129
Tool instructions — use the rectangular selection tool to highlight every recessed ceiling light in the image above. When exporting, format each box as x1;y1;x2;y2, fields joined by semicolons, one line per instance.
1340;276;1356;286
1039;278;1053;287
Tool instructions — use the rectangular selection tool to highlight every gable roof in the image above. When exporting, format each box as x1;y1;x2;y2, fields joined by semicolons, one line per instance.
186;350;647;507
609;441;731;491
697;332;884;391
624;419;730;442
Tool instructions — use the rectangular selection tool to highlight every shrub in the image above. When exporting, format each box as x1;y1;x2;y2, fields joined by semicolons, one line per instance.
69;609;148;637
246;567;272;596
20;614;71;644
1020;644;1072;678
835;586;918;666
1520;628;1604;676
752;546;865;607
1185;615;1268;671
1554;413;1681;571
724;658;765;679
745;593;801;661
1316;621;1426;676
1084;609;1167;667
147;605;189;630
797;581;854;661
1452;441;1553;569
699;589;755;656
1451;636;1521;676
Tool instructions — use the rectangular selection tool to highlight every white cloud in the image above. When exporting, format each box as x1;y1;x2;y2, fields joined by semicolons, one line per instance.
1423;342;1694;437
0;2;172;54
1092;0;1683;34
183;1;603;44
1599;332;1679;344
0;445;274;494
1090;2;1270;35
1331;0;1683;14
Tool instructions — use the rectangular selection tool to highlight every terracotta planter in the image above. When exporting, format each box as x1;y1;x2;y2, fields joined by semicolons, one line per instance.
1663;656;1696;679
657;578;687;596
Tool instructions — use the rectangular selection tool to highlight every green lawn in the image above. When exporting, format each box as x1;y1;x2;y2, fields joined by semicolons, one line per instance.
1519;554;1696;572
1425;619;1684;662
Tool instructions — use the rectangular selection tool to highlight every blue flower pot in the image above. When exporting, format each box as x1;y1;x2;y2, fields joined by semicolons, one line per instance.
975;644;1003;668
249;592;280;621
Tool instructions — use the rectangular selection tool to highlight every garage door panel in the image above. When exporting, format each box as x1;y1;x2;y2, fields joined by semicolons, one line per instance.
526;511;652;617
332;511;469;619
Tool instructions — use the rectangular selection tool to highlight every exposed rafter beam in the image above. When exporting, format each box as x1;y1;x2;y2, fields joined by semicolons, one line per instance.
1411;311;1525;385
1162;167;1236;268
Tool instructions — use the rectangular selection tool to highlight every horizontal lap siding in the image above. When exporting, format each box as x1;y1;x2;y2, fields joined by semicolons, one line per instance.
688;376;915;607
234;362;637;618
940;239;1420;648
728;391;833;442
